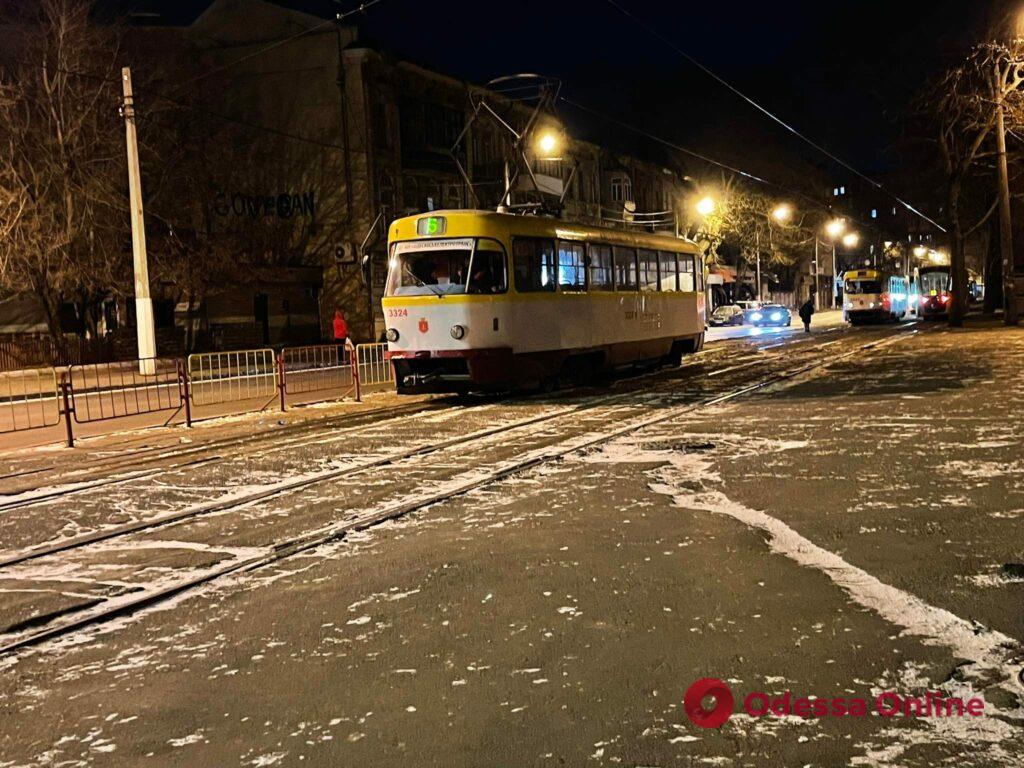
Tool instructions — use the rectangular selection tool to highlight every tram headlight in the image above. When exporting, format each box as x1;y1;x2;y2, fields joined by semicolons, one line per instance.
770;311;782;322
750;312;763;322
450;324;467;340
386;328;399;342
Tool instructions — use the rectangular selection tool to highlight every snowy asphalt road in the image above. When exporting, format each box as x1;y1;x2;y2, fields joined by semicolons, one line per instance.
0;317;1022;767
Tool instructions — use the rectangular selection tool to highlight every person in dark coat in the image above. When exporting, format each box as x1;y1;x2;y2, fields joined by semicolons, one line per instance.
798;298;815;332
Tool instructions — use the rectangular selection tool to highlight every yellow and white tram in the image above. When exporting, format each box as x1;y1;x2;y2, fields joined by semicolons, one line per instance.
382;210;707;393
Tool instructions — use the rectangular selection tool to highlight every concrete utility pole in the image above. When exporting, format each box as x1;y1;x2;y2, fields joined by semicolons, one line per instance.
994;60;1019;325
813;237;820;311
831;242;838;308
755;228;762;302
121;67;157;373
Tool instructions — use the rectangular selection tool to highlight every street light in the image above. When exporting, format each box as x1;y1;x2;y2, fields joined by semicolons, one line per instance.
535;130;560;159
772;203;792;223
842;232;860;249
825;218;845;239
821;219;847;309
696;196;716;216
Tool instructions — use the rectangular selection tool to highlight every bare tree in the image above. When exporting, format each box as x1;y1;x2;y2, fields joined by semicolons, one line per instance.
922;42;1024;325
683;174;816;300
0;0;129;340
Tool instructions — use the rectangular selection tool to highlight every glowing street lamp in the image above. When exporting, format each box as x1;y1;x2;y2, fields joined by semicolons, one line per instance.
842;232;860;249
772;203;792;223
822;219;847;309
696;196;716;216
535;130;560;159
913;245;928;258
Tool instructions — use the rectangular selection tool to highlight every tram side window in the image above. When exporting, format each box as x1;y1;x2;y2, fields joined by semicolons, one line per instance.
513;238;556;292
678;254;696;292
557;240;586;291
696;256;705;291
639;249;660;292
658;251;678;291
589;244;614;291
613;247;638;291
468;238;508;294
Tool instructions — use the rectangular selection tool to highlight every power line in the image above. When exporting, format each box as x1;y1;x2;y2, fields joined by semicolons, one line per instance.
560;95;889;238
603;0;946;233
174;0;389;89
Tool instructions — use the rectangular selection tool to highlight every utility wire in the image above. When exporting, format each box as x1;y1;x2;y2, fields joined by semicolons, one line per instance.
603;0;946;233
173;0;388;88
561;95;887;237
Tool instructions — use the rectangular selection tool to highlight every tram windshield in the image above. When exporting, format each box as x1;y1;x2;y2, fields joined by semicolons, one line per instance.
919;270;950;295
386;238;507;297
845;279;882;294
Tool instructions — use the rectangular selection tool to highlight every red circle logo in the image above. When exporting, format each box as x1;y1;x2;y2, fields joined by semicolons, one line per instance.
684;678;734;728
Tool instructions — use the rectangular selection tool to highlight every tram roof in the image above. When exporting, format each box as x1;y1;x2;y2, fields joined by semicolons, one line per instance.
388;210;700;254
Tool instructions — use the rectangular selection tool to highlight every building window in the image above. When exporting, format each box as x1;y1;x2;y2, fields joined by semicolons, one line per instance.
611;175;632;204
871;209;877;219
833;188;839;197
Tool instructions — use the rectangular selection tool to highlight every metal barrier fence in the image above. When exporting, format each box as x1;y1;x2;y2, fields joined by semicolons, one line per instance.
355;343;395;387
0;368;60;433
69;358;183;423
4;342;397;446
281;344;354;396
187;348;277;406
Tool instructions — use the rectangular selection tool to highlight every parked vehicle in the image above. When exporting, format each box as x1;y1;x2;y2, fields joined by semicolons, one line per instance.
709;304;745;327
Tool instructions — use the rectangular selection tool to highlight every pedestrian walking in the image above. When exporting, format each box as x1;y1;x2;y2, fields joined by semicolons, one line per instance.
798;297;815;333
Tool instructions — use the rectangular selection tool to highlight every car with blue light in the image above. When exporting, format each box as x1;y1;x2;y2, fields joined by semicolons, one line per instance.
745;303;791;327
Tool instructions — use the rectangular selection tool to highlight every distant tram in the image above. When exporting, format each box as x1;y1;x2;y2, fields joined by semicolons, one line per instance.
382;210;707;394
916;265;952;319
842;269;909;324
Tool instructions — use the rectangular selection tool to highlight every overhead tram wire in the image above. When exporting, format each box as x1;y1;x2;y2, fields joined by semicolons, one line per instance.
603;0;946;233
560;95;886;237
563;97;816;210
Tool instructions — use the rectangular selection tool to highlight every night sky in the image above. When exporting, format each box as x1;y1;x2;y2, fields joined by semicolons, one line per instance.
140;0;997;189
353;0;987;176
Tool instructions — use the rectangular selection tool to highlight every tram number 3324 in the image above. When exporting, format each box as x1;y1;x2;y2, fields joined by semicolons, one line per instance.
387;308;409;318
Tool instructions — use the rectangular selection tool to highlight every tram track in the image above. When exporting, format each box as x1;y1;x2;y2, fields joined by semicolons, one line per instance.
0;341;744;512
0;398;452;498
0;326;913;658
